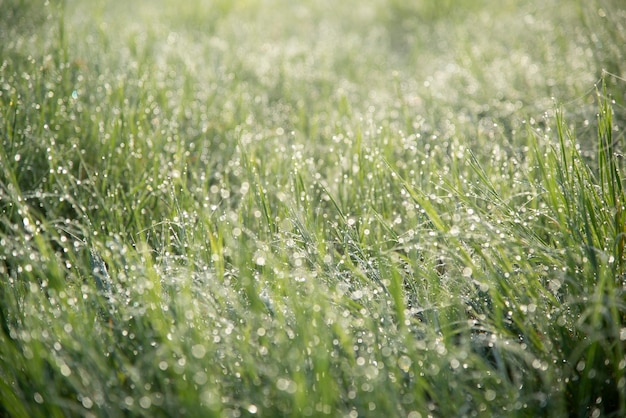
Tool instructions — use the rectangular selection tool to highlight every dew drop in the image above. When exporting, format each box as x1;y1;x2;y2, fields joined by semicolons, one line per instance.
485;389;496;401
398;355;412;372
191;344;206;359
60;364;71;376
81;397;93;409
139;396;151;409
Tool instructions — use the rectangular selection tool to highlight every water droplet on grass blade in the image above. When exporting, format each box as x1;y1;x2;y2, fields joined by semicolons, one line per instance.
485;389;496;401
276;377;297;393
81;397;93;409
139;396;151;409
398;355;412;372
191;344;206;359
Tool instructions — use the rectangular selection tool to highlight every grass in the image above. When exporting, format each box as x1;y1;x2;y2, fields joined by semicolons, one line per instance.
1;0;625;416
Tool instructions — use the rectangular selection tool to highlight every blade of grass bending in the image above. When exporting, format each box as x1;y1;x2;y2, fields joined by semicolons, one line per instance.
87;247;116;324
382;159;446;233
378;256;406;328
318;183;346;223
59;224;115;321
256;179;276;235
89;248;111;296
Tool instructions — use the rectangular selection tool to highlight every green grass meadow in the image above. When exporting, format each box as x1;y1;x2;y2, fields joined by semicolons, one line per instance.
1;0;625;416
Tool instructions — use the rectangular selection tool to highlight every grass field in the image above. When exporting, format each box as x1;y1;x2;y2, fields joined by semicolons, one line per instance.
1;0;625;416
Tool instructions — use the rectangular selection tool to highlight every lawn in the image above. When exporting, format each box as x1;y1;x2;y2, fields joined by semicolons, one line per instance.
1;0;625;416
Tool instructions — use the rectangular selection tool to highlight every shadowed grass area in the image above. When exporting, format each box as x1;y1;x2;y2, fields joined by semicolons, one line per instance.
1;0;625;416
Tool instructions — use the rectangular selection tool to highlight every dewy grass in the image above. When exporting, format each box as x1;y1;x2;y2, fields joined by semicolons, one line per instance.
1;0;626;416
